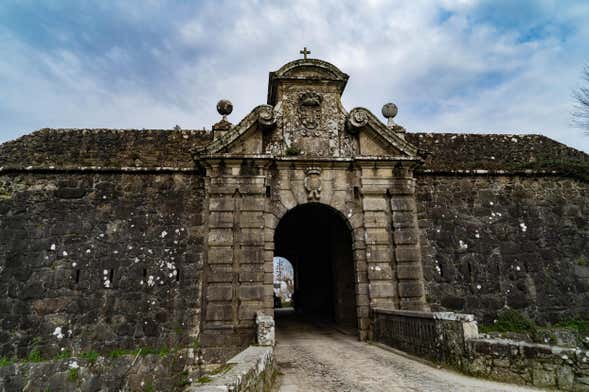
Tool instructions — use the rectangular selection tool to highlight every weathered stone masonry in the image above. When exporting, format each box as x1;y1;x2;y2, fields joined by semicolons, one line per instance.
0;130;210;359
408;133;589;325
196;59;428;360
0;58;587;366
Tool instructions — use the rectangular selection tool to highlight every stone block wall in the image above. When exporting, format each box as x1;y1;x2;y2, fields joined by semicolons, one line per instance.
415;174;589;324
0;170;205;359
466;338;589;390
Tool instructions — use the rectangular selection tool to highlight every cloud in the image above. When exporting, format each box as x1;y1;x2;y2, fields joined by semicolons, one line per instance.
0;0;588;153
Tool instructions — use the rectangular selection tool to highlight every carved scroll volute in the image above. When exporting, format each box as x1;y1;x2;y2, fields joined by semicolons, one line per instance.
258;105;276;129
346;108;369;134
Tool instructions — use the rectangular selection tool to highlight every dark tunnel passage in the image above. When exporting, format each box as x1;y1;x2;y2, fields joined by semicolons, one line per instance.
274;203;357;329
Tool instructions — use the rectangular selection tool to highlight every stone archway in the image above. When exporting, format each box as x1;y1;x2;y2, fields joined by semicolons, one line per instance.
274;203;357;329
196;57;429;362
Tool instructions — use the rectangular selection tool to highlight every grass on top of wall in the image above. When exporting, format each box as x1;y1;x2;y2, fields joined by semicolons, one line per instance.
479;308;537;334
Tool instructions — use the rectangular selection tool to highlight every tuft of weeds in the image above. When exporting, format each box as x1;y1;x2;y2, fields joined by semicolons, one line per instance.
554;319;589;335
26;349;43;363
0;357;13;367
107;348;137;359
107;346;173;359
175;371;191;387
197;376;213;384
67;368;79;382
80;351;99;364
209;364;233;375
285;145;301;156
140;347;172;357
55;350;71;360
479;308;537;334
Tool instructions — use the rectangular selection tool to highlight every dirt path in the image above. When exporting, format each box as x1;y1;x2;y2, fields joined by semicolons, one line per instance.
273;314;542;392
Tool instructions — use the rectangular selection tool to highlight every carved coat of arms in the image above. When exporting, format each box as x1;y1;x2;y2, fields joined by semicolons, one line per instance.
298;92;322;130
304;167;322;201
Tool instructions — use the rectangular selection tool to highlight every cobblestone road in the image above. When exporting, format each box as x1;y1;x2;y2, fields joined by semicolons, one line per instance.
274;312;542;392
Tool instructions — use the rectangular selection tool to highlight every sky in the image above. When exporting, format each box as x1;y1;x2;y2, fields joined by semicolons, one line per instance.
1;0;588;153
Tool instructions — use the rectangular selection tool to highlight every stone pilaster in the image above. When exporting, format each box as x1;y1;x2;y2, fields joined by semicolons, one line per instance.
359;164;398;310
389;165;427;311
200;158;271;362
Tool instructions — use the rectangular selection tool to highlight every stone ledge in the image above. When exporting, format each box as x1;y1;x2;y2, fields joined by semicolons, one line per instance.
416;168;560;176
186;346;274;392
0;165;201;173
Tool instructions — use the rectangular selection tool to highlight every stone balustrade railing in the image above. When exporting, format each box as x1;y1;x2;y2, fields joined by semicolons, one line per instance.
372;308;478;367
371;308;589;391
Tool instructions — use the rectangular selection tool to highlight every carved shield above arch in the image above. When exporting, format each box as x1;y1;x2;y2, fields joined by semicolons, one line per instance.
192;58;421;161
298;92;322;131
304;167;322;201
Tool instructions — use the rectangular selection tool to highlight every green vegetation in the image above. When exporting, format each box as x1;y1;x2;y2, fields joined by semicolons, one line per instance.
55;350;71;360
2;344;184;371
140;347;173;357
67;368;79;382
577;256;588;266
27;349;43;363
107;348;137;359
554;319;589;335
107;346;173;359
210;363;233;375
479;309;537;334
285;145;301;156
144;382;155;392
175;371;191;388
80;351;99;364
197;376;213;384
479;309;589;347
0;183;12;200
192;339;200;351
0;357;13;367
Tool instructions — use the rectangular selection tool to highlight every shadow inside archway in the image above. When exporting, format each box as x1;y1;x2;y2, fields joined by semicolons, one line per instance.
274;203;357;334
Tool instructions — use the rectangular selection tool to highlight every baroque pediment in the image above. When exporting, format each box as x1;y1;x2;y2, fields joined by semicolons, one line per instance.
193;59;419;161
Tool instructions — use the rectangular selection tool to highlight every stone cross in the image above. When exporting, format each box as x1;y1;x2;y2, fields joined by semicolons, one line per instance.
299;47;311;59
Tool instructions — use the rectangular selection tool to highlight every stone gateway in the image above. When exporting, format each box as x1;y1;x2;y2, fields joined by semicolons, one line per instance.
0;56;587;366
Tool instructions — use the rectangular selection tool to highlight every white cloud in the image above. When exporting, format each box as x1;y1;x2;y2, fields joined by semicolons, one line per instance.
0;0;588;152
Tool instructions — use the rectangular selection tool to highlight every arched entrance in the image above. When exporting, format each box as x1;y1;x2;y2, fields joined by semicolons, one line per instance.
274;203;357;329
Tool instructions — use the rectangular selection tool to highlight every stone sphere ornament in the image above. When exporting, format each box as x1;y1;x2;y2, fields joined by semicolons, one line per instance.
381;103;398;119
217;99;233;117
382;102;398;127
